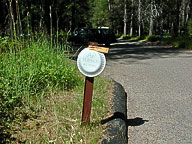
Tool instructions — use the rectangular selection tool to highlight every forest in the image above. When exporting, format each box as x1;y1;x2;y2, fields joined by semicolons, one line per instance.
0;0;192;39
0;0;192;143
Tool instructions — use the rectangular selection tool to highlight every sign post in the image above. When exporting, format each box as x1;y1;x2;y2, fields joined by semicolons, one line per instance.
82;76;94;125
77;43;108;125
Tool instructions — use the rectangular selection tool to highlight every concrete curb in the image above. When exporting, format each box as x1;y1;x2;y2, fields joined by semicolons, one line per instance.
101;81;128;144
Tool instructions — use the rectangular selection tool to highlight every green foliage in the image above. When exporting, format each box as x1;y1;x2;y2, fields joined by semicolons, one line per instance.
187;19;192;35
0;36;21;53
172;37;185;47
145;35;160;42
90;0;110;28
146;35;172;42
130;36;141;41
115;33;121;38
0;38;80;133
120;34;131;40
171;36;192;49
0;35;112;143
163;35;172;41
1;0;192;38
185;41;192;49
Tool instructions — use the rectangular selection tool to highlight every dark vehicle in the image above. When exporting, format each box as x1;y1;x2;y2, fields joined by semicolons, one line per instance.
69;27;116;46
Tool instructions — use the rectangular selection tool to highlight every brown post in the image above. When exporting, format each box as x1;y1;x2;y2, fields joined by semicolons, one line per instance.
82;76;94;125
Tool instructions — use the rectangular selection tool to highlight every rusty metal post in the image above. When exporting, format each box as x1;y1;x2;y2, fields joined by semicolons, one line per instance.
82;76;94;125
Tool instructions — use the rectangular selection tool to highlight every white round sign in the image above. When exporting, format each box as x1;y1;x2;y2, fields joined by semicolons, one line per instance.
77;48;106;77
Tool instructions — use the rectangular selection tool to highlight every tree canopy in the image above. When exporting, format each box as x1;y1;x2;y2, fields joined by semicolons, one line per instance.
0;0;192;37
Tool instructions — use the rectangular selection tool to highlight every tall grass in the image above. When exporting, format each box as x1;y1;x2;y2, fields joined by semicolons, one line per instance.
0;37;80;134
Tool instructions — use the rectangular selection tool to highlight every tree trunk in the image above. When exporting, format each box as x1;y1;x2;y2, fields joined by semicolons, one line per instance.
50;5;53;49
173;0;181;36
124;0;127;35
138;0;141;36
189;0;192;19
130;0;133;36
159;0;163;34
149;1;153;36
107;0;112;28
8;0;16;40
71;0;76;32
15;0;22;36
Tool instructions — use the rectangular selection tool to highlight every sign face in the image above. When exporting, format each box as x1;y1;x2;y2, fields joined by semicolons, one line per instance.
88;46;109;53
77;48;106;77
88;42;109;53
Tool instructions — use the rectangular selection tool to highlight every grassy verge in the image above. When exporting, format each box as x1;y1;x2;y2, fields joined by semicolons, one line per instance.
9;76;111;144
0;37;112;143
119;34;192;50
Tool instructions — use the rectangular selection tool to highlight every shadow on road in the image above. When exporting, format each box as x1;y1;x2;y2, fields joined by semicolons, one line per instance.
101;112;148;127
101;112;148;143
106;41;191;63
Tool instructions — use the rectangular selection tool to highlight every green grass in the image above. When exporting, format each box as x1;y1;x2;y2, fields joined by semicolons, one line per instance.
0;38;79;111
0;36;112;143
10;76;111;143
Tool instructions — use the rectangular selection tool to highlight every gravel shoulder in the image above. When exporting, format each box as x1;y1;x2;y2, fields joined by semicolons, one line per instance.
103;41;192;143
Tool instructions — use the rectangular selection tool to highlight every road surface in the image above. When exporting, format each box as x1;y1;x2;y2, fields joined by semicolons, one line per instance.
103;41;192;143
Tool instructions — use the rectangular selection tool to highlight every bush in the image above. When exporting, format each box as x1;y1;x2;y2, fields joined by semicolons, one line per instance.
130;36;141;41
115;33;121;38
170;36;192;49
163;35;172;41
182;36;192;49
120;34;131;40
185;41;192;49
145;35;160;42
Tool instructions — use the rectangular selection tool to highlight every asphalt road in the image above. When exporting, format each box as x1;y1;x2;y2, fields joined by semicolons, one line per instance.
102;40;192;144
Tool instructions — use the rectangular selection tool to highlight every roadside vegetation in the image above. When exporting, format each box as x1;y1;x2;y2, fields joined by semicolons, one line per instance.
1;0;192;142
0;36;112;143
117;14;192;50
118;34;192;50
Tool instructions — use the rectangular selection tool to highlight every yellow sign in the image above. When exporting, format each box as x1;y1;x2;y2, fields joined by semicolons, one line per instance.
88;42;109;53
88;46;109;53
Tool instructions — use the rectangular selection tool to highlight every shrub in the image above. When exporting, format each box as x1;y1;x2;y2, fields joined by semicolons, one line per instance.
145;35;160;42
171;36;192;49
120;34;131;40
130;36;141;41
184;36;192;49
163;35;172;41
115;33;121;38
185;41;192;49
